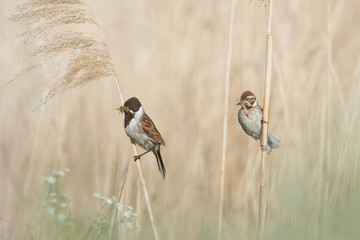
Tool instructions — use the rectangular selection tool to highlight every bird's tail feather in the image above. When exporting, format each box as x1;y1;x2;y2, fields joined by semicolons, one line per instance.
268;132;280;149
264;132;279;154
155;150;166;180
262;130;280;154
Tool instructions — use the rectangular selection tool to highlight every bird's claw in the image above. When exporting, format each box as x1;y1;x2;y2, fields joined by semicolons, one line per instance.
133;155;141;162
261;119;268;124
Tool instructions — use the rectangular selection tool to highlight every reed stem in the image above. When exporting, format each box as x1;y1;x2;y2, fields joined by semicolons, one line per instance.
258;0;273;239
218;0;236;239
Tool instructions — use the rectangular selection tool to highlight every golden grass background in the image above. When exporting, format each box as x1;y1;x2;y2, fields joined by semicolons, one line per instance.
1;0;360;239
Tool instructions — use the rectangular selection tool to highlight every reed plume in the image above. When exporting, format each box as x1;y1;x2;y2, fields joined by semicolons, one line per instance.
10;0;116;106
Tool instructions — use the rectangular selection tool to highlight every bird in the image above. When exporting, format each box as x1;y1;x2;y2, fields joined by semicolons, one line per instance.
117;97;166;179
236;90;280;154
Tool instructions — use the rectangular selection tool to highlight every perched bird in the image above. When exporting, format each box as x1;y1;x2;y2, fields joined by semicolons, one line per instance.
117;97;166;179
236;90;280;154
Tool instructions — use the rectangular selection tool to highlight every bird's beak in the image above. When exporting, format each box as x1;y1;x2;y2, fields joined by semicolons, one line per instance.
236;98;242;106
117;105;125;113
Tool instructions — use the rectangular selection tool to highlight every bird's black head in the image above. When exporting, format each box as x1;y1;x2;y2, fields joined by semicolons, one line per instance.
117;97;142;114
124;97;142;112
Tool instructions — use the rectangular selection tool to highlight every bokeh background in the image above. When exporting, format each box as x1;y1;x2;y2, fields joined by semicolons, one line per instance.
1;0;360;239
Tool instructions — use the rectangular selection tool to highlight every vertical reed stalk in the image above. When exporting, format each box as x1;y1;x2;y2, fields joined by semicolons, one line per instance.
135;178;142;240
112;76;160;240
218;0;236;239
134;149;159;240
108;158;131;240
258;0;273;240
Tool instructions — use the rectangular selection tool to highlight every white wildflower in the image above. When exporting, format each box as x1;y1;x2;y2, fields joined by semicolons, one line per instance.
93;192;102;199
116;203;124;212
59;203;68;209
58;214;66;222
47;207;55;215
105;198;113;205
47;176;56;184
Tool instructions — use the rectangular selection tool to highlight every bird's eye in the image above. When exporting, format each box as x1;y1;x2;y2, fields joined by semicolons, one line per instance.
247;98;255;105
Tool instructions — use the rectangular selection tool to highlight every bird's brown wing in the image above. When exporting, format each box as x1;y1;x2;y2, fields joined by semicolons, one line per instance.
141;113;166;146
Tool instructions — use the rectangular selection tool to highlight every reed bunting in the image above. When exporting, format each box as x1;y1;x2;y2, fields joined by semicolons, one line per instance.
236;90;280;154
117;97;166;179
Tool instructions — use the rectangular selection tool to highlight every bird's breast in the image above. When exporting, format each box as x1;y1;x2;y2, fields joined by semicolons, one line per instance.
125;118;156;151
238;108;262;137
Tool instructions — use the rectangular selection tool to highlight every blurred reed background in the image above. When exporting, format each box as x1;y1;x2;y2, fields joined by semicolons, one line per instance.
1;0;360;239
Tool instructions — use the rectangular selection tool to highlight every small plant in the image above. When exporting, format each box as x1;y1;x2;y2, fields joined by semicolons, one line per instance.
83;193;139;240
31;168;75;240
30;169;139;240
